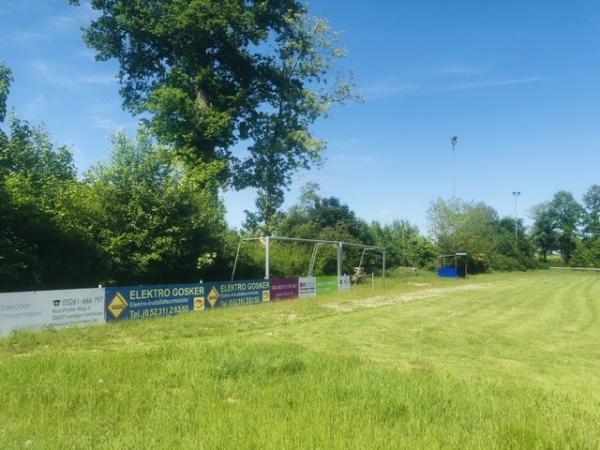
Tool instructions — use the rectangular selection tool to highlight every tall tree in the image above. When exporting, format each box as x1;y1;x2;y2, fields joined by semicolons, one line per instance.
582;185;600;240
70;0;354;230
0;64;11;155
427;198;498;255
530;202;557;262
0;64;11;125
70;0;303;162
233;17;355;233
548;191;582;264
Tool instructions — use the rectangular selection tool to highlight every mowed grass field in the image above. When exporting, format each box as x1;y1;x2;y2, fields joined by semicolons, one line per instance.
1;271;600;449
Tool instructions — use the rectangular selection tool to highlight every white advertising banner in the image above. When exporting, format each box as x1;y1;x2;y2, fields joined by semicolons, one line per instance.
0;288;105;336
338;275;351;291
298;277;317;298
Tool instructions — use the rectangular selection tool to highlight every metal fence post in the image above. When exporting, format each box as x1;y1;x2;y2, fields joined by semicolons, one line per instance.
265;236;270;280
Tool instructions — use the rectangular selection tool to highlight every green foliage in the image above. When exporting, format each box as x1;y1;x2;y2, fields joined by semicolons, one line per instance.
232;16;356;232
0;116;99;290
582;184;600;239
74;0;306;155
370;220;435;268
530;202;557;262
531;191;583;265
0;64;11;124
72;1;355;232
427;198;538;272
548;191;582;264
272;187;374;276
83;128;228;285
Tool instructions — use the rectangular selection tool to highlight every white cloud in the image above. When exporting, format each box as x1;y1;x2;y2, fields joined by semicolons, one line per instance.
441;77;543;92
2;2;96;43
360;80;420;100
91;115;136;133
360;74;544;100
437;64;494;77
31;60;116;88
21;93;46;120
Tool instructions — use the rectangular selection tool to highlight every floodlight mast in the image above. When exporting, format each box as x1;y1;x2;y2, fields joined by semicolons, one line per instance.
512;191;521;244
451;136;459;199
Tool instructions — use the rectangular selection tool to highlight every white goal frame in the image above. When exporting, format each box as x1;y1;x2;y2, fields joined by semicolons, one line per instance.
230;236;386;286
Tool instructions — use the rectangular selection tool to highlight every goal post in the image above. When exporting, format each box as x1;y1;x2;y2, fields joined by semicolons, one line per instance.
231;236;386;286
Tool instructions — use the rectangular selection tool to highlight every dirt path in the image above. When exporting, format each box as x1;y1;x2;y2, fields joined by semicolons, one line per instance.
322;283;494;313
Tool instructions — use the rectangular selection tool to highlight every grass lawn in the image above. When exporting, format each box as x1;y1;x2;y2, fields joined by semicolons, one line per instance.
1;270;599;449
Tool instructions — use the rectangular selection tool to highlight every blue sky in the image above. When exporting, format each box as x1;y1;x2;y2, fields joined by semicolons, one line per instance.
1;0;599;232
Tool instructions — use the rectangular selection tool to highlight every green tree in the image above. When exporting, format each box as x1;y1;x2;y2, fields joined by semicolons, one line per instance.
71;0;353;231
582;185;600;240
548;191;582;264
370;220;435;268
426;198;537;272
70;0;303;160
0;115;99;290
568;185;600;268
530;202;557;262
0;64;11;125
84;128;227;285
260;185;374;276
232;17;355;232
492;217;535;270
427;198;498;272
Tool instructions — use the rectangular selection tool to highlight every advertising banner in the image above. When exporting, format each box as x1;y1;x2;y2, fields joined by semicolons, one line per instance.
316;276;338;295
105;283;204;322
298;277;317;298
338;275;351;291
0;288;105;336
203;279;271;309
270;278;299;301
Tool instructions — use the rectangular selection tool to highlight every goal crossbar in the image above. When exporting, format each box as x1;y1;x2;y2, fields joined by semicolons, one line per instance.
230;236;386;286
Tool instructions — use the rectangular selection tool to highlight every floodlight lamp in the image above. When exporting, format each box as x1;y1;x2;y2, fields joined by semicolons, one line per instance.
451;136;459;145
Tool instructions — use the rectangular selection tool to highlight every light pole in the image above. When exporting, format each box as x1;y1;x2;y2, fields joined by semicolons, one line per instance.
451;136;459;199
512;191;521;245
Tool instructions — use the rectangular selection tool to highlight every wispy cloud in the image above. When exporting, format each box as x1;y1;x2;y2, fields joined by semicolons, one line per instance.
441;77;543;92
361;80;420;100
89;101;137;132
31;60;116;88
437;64;494;77
92;115;122;131
361;74;544;100
21;93;47;120
1;3;96;43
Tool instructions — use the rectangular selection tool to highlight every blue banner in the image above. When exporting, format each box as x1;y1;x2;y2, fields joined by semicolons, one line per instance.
105;283;205;321
203;279;271;309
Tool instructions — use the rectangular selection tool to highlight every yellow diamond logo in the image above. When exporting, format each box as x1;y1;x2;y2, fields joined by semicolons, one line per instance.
207;287;219;307
262;290;270;302
194;297;205;311
107;292;128;320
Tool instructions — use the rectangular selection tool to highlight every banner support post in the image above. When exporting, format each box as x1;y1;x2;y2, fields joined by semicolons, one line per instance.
265;235;271;280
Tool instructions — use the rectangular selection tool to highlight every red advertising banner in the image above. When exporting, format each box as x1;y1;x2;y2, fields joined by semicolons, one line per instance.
270;278;299;301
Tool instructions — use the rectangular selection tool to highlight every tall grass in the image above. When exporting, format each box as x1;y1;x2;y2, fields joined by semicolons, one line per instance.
1;271;599;449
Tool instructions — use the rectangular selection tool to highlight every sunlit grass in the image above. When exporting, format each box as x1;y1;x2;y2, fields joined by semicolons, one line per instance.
1;270;599;449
